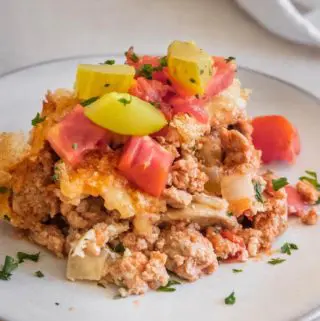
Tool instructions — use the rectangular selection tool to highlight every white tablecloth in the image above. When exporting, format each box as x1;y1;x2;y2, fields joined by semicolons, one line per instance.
1;0;319;98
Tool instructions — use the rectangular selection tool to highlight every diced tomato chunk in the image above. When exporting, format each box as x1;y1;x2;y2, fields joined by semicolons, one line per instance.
220;230;247;263
285;185;305;215
221;230;245;247
118;136;174;197
252;115;301;164
205;57;236;97
129;77;171;103
169;96;209;123
125;48;160;69
47;105;109;166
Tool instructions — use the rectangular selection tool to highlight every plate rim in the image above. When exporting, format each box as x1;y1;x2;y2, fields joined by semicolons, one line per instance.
0;53;319;104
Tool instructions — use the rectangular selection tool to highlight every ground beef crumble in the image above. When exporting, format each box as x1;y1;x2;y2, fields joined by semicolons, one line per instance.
171;155;208;194
104;251;169;295
156;223;218;281
301;208;318;225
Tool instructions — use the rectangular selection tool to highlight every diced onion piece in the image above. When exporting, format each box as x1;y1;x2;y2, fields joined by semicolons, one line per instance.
221;173;254;215
163;201;239;229
67;250;107;281
203;166;222;194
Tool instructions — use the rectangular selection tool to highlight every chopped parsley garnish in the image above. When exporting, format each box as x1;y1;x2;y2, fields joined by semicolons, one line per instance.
17;252;40;263
3;215;10;222
299;170;320;190
280;242;298;255
118;96;132;106
316;198;320;205
225;56;236;63
227;211;233;217
200;69;204;75
232;269;243;273
103;59;115;65
224;291;236;305
268;258;286;265
131;52;139;63
189;78;196;84
113;243;125;254
113;294;124;300
104;83;110;87
52;166;60;182
81;96;99;107
254;182;264;203
0;186;9;193
137;64;154;79
272;177;289;191
0;256;19;280
159;56;168;67
72;143;78;150
34;270;44;278
31;113;46;126
157;279;181;292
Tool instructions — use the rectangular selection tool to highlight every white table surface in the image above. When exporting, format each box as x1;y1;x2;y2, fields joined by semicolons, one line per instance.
0;0;319;98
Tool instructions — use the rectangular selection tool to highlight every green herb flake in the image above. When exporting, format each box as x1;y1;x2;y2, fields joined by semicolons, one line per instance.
157;279;181;292
0;187;9;194
137;64;154;80
254;181;264;203
31;113;46;126
224;291;236;305
316;198;320;205
103;59;115;65
3;215;10;222
272;177;289;191
34;270;44;278
118;96;132;106
131;52;139;63
113;294;124;300
113;243;126;254
280;242;298;256
159;56;168;67
0;256;19;280
227;211;233;217
299;170;320;190
81;96;99;107
200;69;204;75
232;269;243;273
268;258;286;265
225;56;236;63
72;143;78;150
189;78;196;84
17;251;40;263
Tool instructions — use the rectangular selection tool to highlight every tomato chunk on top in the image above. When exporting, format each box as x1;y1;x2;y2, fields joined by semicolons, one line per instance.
47;104;109;166
118;136;174;197
205;57;236;98
252;115;300;164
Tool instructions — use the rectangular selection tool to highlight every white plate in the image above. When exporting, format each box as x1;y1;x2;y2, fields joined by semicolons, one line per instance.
0;56;320;321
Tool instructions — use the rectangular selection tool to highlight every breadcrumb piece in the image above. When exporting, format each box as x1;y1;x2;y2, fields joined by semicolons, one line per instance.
301;208;318;225
296;180;320;205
